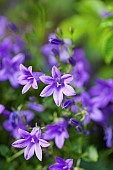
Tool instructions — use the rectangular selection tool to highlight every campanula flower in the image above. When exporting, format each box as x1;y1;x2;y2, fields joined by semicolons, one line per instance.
3;110;34;139
104;127;112;148
49;157;73;170
18;64;44;94
43;119;69;149
0;16;8;38
0;53;25;88
0;104;5;114
72;62;90;88
12;127;50;160
40;65;76;106
90;79;113;108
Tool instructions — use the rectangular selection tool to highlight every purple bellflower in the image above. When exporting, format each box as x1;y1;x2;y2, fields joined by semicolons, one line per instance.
0;53;25;88
0;37;12;59
104;127;112;148
49;157;73;170
40;66;76;106
0;16;8;38
3;110;34;139
101;10;113;18
0;104;5;114
70;118;82;133
28;96;44;112
49;37;64;45
43;119;69;149
62;99;74;109
49;34;72;63
28;102;44;112
41;33;72;66
90;79;113;108
18;64;44;94
72;62;90;88
12;127;50;160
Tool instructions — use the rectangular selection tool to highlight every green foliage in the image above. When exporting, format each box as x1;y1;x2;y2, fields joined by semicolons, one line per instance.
0;145;9;157
82;146;98;162
102;32;113;64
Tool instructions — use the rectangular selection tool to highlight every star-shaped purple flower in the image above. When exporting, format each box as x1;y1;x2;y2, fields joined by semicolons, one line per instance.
49;157;73;170
40;66;76;106
0;53;25;88
43;119;69;149
3;110;34;139
12;127;50;160
18;64;44;94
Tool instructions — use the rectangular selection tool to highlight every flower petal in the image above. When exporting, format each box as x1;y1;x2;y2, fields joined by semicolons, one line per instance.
39;139;50;148
9;74;19;88
66;159;73;168
22;82;31;94
28;66;32;74
52;66;61;78
0;104;5;114
55;133;65;149
53;89;63;106
18;128;30;138
18;75;28;85
12;53;25;65
32;79;38;89
35;143;42;161
12;139;29;148
62;84;76;96
39;75;54;84
0;69;8;81
33;72;44;82
55;157;65;164
49;164;63;170
40;85;54;97
20;64;29;74
24;143;35;160
61;74;73;83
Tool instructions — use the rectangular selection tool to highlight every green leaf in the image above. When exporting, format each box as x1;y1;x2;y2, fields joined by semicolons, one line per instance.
103;32;113;64
0;145;9;157
82;146;98;162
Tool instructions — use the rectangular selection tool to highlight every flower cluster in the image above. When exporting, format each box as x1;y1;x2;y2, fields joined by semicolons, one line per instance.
1;12;113;170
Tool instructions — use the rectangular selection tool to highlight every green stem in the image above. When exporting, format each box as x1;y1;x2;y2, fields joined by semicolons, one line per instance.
76;158;81;167
7;149;24;162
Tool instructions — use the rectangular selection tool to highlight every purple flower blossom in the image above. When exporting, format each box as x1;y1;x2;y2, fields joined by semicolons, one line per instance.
70;118;79;126
104;127;112;148
41;33;72;66
49;37;64;45
0;37;12;58
90;79;113;108
0;16;8;38
71;48;90;69
49;157;73;170
62;99;74;109
100;10;113;18
8;22;18;32
18;64;44;94
70;118;82;133
12;127;50;160
28;102;44;112
3;110;34;139
40;66;76;106
43;119;69;149
72;62;90;88
0;104;5;114
0;53;25;88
